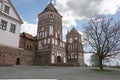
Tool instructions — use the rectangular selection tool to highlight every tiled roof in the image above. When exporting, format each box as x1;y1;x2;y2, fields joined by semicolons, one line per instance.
67;27;79;35
40;2;61;16
0;44;35;54
20;32;36;40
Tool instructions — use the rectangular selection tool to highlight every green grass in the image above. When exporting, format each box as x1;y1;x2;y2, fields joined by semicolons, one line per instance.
91;68;114;72
90;67;120;77
90;67;120;73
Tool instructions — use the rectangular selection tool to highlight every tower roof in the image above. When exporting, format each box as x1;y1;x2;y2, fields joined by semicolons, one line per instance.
67;27;79;35
20;32;36;40
40;2;61;16
43;2;57;12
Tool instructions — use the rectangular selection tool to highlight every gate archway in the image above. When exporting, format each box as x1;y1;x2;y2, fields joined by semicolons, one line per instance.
57;56;61;63
16;58;20;65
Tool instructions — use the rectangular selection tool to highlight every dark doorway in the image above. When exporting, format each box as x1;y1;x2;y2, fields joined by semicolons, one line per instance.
57;56;61;63
16;58;20;65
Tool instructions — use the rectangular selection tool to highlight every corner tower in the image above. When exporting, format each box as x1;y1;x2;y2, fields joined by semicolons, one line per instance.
66;28;84;66
38;2;62;40
35;2;66;65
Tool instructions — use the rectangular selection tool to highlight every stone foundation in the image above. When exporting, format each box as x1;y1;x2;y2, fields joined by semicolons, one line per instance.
0;45;35;66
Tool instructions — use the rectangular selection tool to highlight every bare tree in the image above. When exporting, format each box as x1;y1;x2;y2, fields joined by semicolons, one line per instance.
90;53;99;67
84;16;120;70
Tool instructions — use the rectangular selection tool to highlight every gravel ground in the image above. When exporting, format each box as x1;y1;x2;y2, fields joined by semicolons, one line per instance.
0;65;120;80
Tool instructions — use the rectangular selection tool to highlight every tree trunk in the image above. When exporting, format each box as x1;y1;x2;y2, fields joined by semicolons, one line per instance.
99;59;103;70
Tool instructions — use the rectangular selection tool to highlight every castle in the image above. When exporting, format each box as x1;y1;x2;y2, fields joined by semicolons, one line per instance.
0;0;84;66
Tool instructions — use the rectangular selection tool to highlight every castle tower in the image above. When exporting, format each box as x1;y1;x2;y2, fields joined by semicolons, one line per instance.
66;28;84;66
35;2;66;65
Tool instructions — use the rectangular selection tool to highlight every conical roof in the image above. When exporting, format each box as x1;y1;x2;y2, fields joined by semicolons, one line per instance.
43;2;57;12
40;2;61;16
67;27;79;35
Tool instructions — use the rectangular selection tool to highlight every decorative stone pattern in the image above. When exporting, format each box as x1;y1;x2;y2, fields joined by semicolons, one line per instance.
35;2;84;66
35;2;66;66
0;45;35;66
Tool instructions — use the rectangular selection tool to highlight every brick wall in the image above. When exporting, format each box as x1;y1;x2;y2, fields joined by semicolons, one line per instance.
19;33;36;51
0;45;35;66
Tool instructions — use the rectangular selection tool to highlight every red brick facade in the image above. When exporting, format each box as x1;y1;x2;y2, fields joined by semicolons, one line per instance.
35;2;84;66
19;32;36;51
66;28;84;66
0;45;35;66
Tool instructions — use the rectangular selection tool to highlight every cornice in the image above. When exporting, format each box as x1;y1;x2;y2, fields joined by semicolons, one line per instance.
0;11;23;24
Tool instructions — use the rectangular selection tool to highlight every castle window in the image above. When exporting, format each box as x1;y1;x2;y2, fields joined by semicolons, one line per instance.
55;40;57;45
30;46;32;50
71;53;74;59
49;25;53;36
41;27;44;31
69;38;73;43
60;42;62;47
9;23;16;33
40;32;42;39
38;41;42;47
63;43;65;48
45;31;47;37
4;5;10;14
50;14;53;18
75;55;77;59
42;16;43;19
27;45;29;50
48;38;50;44
68;55;70;59
52;38;54;44
75;37;78;40
55;32;57;38
0;20;7;30
68;46;70;50
42;32;44;38
57;38;60;40
44;39;46;44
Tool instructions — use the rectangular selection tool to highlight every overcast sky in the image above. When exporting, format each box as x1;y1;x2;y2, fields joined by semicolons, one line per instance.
11;0;120;65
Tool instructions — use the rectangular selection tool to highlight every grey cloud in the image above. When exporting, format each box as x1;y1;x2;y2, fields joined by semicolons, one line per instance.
67;0;104;18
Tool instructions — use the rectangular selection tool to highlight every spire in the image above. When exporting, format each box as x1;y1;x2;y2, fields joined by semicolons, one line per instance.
50;0;52;3
41;1;58;14
70;27;79;34
39;0;62;17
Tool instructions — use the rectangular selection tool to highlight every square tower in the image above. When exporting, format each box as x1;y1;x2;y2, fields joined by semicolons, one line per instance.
66;28;84;66
35;2;66;65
